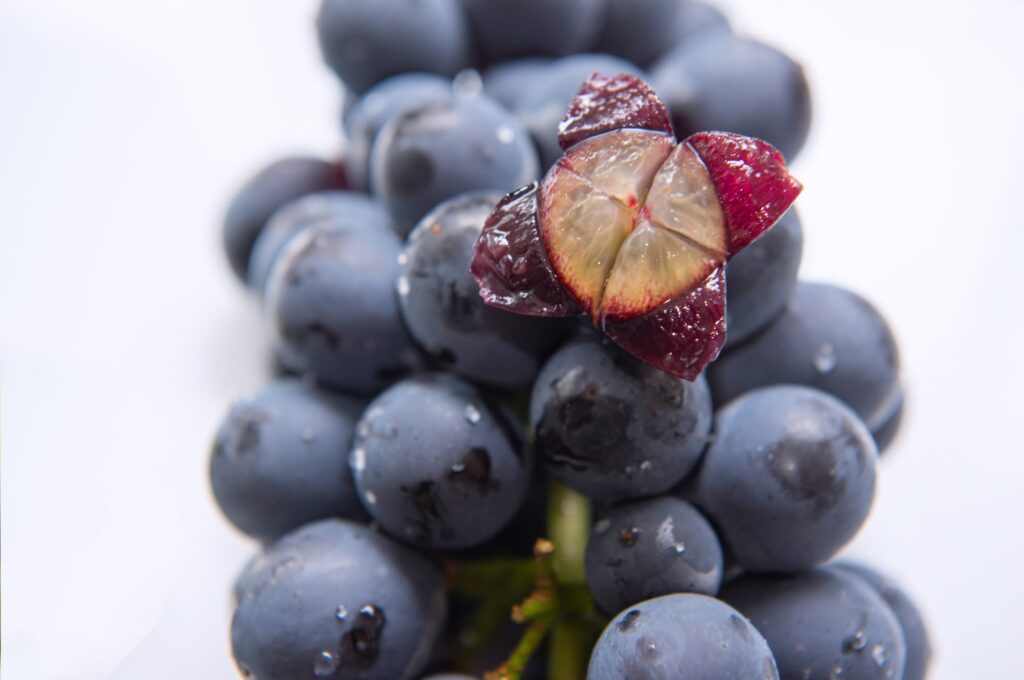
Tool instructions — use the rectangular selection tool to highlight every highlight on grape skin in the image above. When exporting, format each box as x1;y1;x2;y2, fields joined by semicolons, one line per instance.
470;72;802;380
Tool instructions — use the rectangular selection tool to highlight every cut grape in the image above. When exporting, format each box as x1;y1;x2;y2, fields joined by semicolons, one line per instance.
472;72;802;379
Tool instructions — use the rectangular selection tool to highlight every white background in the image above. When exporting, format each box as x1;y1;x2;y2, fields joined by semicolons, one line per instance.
2;0;1022;678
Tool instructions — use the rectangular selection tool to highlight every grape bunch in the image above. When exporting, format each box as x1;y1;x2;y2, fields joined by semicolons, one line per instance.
212;1;931;678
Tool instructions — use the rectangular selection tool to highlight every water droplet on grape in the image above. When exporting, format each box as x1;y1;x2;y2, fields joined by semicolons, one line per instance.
674;543;686;555
871;644;888;667
397;252;408;266
336;605;348;622
639;460;652;471
619;527;641;547
843;630;867;653
313;650;339;676
594;518;611;534
464;404;481;424
397;276;410;296
364;490;377;505
814;342;837;373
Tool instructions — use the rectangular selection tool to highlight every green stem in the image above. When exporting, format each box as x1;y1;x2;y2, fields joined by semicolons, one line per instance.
546;479;592;680
484;617;555;680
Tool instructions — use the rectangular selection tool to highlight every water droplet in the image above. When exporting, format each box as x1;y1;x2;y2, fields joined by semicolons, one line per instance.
313;650;339;676
464;404;481;424
674;543;686;555
397;252;408;266
640;460;652;472
844;630;867;653
364;490;377;505
814;342;837;373
829;663;845;680
594;518;611;535
335;605;348;622
351;448;366;472
871;644;888;667
396;276;410;296
301;428;315;443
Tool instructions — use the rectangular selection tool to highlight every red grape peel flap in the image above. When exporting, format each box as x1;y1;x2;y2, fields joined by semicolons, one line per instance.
471;73;802;380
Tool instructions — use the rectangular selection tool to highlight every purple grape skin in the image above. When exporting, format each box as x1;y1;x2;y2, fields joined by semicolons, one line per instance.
835;562;933;680
349;374;531;549
652;33;812;160
232;519;446;680
708;281;902;432
587;593;779;680
316;0;470;94
209;379;366;542
371;94;539;232
529;335;713;503
694;385;878;572
223;157;347;282
343;73;453;192
585;496;724;615
722;567;908;680
248;190;395;294
398;192;570;389
460;0;607;62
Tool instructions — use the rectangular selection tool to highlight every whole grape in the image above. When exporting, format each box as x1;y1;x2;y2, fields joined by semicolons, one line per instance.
350;374;530;549
722;568;907;680
371;94;539;231
594;0;684;67
398;192;569;389
530;335;713;503
835;562;933;680
460;0;607;62
265;221;419;394
232;519;447;680
708;281;902;432
652;33;811;160
344;74;453;192
210;380;365;541
482;58;553;111
316;0;470;94
223;157;347;282
248;191;395;293
585;496;723;615
695;385;877;571
587;593;779;679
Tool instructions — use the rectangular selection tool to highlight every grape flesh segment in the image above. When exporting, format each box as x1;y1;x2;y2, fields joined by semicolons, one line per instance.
560;129;674;206
539;128;727;323
645;142;727;255
602;220;718;320
540;166;634;312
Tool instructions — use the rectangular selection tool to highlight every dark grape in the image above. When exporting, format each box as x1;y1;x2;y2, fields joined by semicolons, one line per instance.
398;192;569;389
371;94;539;232
210;380;365;541
460;0;607;62
223;157;347;282
530;335;712;503
708;281;902;432
585;496;723;615
587;593;779;679
350;374;530;548
652;33;811;160
482;58;553;110
724;207;803;347
248;191;395;293
316;0;470;94
265;221;419;394
344;74;453;192
232;519;447;680
672;0;731;44
835;562;933;680
695;385;877;571
594;0;683;67
722;568;907;680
